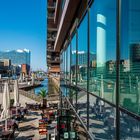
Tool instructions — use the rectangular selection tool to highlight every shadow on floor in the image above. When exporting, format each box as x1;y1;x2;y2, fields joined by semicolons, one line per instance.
23;117;38;122
15;134;34;140
89;122;104;129
40;138;47;140
29;111;41;116
19;125;38;132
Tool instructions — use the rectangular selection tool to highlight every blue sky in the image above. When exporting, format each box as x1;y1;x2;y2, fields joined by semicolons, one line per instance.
0;0;46;70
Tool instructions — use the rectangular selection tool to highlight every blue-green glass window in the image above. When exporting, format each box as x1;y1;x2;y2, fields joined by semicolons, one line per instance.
89;95;116;139
76;13;88;127
120;0;140;115
64;50;67;81
77;13;88;90
61;52;64;79
66;44;70;81
71;34;77;85
69;88;77;108
120;111;140;139
60;53;63;78
89;0;116;103
77;90;87;126
63;51;65;80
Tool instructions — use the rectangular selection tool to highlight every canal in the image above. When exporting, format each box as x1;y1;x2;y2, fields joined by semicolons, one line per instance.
34;78;48;95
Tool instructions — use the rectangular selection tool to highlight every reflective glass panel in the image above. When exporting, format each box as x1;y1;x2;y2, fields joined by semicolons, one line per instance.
77;90;87;126
77;14;88;89
120;0;140;115
66;44;71;81
89;0;117;103
69;88;77;108
120;111;140;139
64;50;67;81
89;94;116;139
71;34;77;85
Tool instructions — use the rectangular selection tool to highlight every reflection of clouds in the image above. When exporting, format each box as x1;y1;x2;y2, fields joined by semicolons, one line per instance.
97;14;106;25
72;50;86;54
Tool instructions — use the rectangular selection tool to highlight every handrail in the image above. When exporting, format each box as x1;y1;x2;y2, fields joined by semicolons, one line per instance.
66;97;95;140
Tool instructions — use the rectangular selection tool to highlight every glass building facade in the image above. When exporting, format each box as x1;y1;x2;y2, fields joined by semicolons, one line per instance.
0;49;30;66
60;0;140;139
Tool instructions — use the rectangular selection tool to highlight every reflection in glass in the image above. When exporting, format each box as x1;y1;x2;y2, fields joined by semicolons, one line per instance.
69;88;77;108
89;94;116;139
64;50;67;81
77;90;87;126
60;52;65;87
61;84;67;97
120;112;140;139
89;0;116;103
60;53;64;79
66;44;71;81
77;14;88;89
71;34;77;85
120;0;140;115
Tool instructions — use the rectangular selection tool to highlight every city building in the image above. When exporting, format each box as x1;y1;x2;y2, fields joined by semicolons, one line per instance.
0;61;4;68
47;0;60;75
0;49;30;66
0;59;11;68
130;43;140;75
47;0;140;139
0;61;5;74
0;59;11;75
21;64;30;76
72;51;96;66
0;49;30;75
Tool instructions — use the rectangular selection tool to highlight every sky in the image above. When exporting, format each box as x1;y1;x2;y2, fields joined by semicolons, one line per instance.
0;0;47;71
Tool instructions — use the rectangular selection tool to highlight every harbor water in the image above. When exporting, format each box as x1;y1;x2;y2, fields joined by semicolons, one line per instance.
34;78;48;95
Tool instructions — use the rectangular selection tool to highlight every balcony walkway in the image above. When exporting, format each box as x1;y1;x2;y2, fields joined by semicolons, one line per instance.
16;110;46;140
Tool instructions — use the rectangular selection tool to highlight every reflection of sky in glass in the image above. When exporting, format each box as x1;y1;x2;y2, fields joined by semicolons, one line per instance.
67;44;70;72
71;34;76;65
65;50;67;74
90;0;116;61
121;0;140;60
78;14;88;52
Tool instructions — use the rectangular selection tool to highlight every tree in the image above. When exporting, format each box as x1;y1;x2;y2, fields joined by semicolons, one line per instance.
39;88;47;108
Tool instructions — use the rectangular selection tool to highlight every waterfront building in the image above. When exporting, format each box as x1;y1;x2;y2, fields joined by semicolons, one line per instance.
0;59;11;75
0;59;11;71
47;0;140;139
21;64;30;76
0;61;5;74
0;59;11;68
47;0;60;75
0;61;4;68
0;49;30;66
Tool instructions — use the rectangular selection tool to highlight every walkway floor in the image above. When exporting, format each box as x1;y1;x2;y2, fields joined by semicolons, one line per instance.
0;92;39;107
0;92;46;140
15;110;46;140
